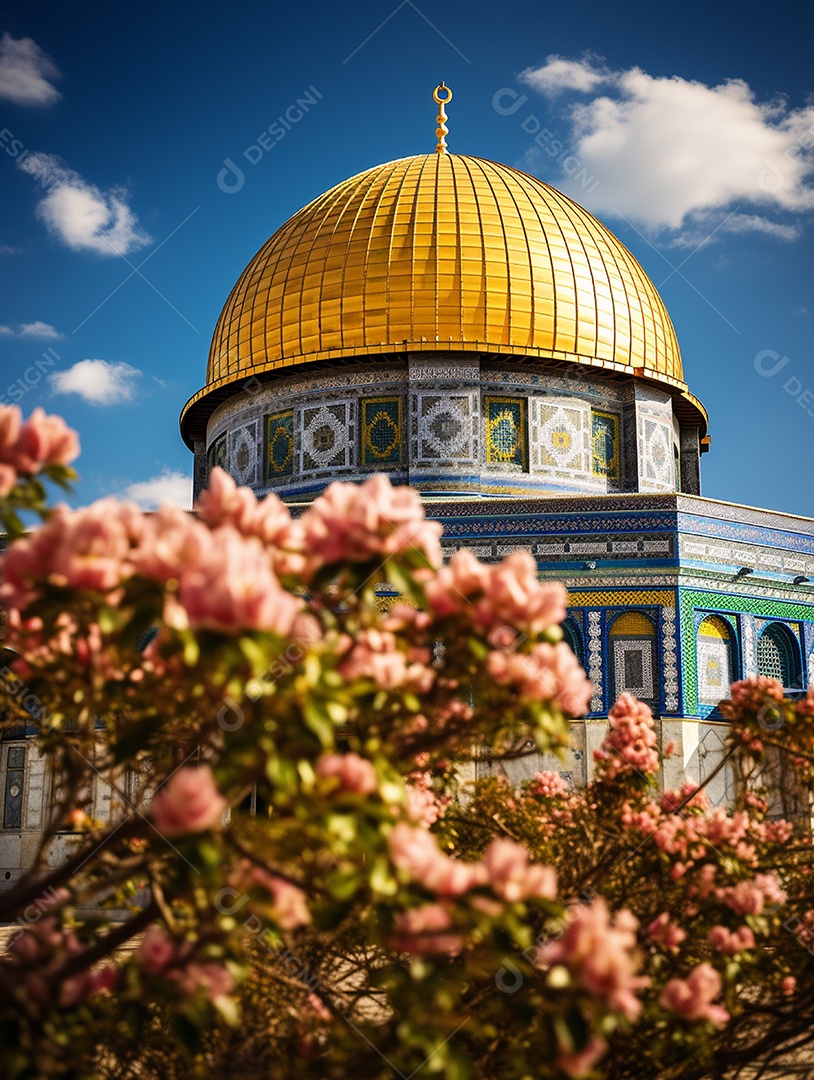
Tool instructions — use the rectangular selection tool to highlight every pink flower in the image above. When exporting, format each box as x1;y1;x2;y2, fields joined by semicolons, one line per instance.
138;926;178;974
557;1035;607;1078
195;468;306;576
338;628;434;692
482;839;557;902
708;925;755;955
316;752;378;796
647;913;686;951
729;676;784;712
659;962;729;1026
406;771;448;827
234;862;312;929
150;766;228;837
486;641;592;716
172;961;235;1004
170;526;304;636
1;499;144;611
721;873;786;916
530;771;571;799
389;903;463;955
13;407;80;472
301;474;443;569
0;404;80;478
538;899;647;1022
594;694;659;780
472;552;567;635
389;823;486;896
782;975;797;995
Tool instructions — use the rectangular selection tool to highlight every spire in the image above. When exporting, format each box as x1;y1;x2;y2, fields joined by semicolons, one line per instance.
433;82;452;154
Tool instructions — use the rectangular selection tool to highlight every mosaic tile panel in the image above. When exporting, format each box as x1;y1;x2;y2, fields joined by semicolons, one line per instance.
613;639;655;700
361;396;403;467
415;392;477;463
484;396;526;468
530;398;590;476
662;607;680;712
228;421;259;486
679;588;814;715
299;400;354;472
643;418;673;486
697;637;732;705
265;411;294;479
591;410;620;483
587;611;603;713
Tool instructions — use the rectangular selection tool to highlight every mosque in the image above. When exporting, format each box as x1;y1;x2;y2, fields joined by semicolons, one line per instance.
2;86;813;890
178;85;814;804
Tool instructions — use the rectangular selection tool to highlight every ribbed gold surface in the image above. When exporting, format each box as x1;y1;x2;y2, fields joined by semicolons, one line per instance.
208;154;682;380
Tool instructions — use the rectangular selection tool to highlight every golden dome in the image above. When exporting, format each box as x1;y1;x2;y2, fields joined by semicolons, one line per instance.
181;153;706;444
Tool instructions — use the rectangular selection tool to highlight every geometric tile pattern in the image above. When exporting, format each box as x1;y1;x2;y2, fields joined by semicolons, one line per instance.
361;396;403;466
228;420;260;486
484;396;526;468
591;409;620;482
265;411;294;479
416;393;476;462
662;606;679;712
537;401;585;471
300;400;353;472
643;418;673;486
613;639;655;701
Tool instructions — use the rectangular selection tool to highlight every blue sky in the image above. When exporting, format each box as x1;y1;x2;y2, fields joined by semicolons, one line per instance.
0;0;812;515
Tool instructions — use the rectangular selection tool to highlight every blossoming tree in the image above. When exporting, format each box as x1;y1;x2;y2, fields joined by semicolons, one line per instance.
0;404;812;1080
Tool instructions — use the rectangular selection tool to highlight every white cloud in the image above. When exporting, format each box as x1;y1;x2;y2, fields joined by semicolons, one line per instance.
0;321;60;338
18;153;151;256
124;470;191;511
520;54;611;96
0;244;21;255
51;359;141;405
519;57;814;237
0;33;61;107
16;321;61;339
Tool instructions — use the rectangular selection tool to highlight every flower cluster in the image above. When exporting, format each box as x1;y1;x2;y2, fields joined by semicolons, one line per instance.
0;404;79;496
659;962;729;1027
389;824;556;903
593;693;659;780
150;766;228;837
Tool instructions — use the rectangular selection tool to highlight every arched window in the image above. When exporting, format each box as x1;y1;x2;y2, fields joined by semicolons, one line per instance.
697;615;735;706
562;617;584;668
609;611;656;705
758;624;802;690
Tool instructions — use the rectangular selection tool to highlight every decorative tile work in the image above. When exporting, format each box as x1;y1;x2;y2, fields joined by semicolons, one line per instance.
697;637;732;705
679;588;814;715
265;411;294;479
591;410;620;483
415;393;477;462
662;607;679;711
484;396;526;468
361;396;403;466
228;421;259;486
530;397;590;477
568;589;674;607
742;615;757;675
613;639;655;700
643;418;673;486
300;400;354;472
587;611;603;713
